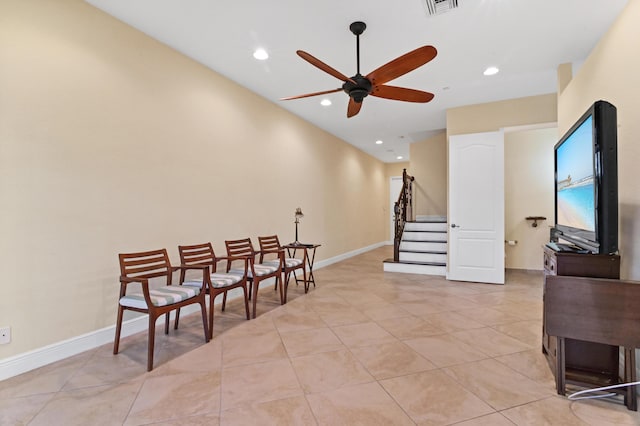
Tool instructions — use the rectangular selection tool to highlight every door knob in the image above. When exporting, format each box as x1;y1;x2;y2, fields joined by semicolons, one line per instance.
451;224;459;228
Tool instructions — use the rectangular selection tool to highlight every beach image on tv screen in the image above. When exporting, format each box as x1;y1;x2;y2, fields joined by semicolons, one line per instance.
556;115;595;232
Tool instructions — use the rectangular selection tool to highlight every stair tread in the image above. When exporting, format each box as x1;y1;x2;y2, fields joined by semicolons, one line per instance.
399;252;445;255
383;259;446;267
403;230;447;233
402;239;447;243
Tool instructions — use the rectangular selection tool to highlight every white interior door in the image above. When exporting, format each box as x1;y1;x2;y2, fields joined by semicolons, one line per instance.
448;131;505;284
390;176;403;242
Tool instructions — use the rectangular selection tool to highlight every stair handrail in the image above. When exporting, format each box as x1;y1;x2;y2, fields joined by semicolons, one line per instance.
394;168;414;261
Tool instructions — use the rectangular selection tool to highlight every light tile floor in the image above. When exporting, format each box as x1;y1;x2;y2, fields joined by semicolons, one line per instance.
2;246;640;425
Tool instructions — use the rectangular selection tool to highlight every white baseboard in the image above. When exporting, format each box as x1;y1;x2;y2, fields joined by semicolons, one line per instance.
0;305;203;382
312;241;385;270
0;241;385;381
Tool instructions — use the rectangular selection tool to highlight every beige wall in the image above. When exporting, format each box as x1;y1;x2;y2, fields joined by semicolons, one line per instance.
385;162;410;179
409;132;447;217
558;0;640;280
557;63;573;96
504;128;557;270
447;94;557;136
0;0;386;358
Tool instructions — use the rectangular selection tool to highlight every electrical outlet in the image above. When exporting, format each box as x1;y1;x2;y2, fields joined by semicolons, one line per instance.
0;327;10;344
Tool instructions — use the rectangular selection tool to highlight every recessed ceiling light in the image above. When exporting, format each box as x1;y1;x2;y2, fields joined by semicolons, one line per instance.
396;156;403;160
375;140;383;145
253;48;269;60
320;99;332;106
483;66;499;76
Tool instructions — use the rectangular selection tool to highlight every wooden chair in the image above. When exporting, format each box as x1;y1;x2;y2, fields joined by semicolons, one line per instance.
258;235;306;304
114;248;209;371
177;242;250;338
225;238;283;318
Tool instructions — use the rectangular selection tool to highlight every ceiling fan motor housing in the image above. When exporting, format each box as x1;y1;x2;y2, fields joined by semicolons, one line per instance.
342;74;372;102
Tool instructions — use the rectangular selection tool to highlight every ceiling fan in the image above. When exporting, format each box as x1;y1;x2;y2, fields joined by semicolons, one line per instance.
281;21;437;118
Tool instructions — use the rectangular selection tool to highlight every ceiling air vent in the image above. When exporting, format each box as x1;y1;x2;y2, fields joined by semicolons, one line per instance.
424;0;459;16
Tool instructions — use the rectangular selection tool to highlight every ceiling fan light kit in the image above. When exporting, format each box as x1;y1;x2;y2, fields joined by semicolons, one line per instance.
281;21;437;118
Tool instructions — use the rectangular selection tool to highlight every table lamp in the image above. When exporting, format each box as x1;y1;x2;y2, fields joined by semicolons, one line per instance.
294;207;304;244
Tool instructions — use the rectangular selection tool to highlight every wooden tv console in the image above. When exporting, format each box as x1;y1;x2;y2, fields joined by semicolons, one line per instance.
544;274;640;410
542;245;632;404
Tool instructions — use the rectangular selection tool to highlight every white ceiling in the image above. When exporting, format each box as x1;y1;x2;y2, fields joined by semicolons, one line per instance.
86;0;627;163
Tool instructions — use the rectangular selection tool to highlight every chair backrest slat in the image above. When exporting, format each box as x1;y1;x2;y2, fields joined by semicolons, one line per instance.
119;249;171;280
121;253;166;268
179;243;216;267
258;235;281;252
225;238;255;259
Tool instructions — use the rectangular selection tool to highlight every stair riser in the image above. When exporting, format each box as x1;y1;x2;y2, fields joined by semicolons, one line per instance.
404;222;447;232
416;215;447;222
383;262;446;276
400;252;447;263
400;241;447;252
402;231;446;242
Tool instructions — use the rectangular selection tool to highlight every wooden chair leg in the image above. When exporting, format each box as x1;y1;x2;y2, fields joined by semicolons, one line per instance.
222;292;227;311
242;285;250;320
200;299;210;343
174;307;181;330
285;270;292;288
164;313;170;335
113;305;124;355
148;314;157;372
280;273;287;304
251;281;259;319
208;293;215;340
302;264;308;293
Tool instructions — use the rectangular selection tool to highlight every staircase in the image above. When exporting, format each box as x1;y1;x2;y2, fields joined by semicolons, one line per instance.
383;216;447;276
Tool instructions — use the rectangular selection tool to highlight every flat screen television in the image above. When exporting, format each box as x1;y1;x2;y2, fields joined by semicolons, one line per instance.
553;100;618;254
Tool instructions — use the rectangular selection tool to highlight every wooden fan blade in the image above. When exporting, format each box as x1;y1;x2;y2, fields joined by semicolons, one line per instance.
366;46;437;86
280;88;342;101
347;98;362;118
297;50;357;84
371;85;434;103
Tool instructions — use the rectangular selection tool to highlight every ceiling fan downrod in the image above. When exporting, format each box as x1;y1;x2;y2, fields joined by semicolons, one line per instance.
345;21;370;103
349;21;366;75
